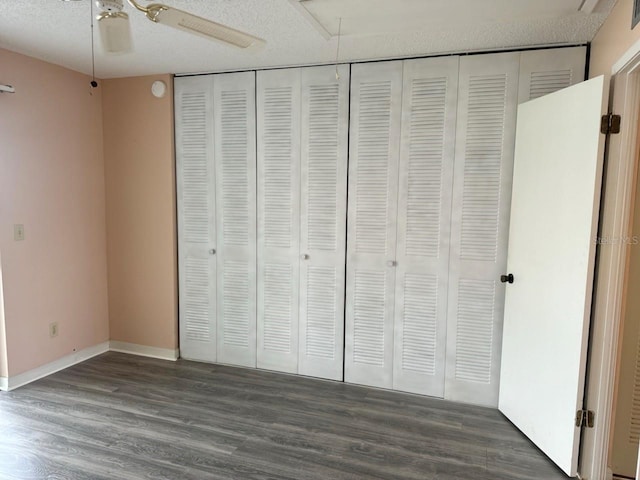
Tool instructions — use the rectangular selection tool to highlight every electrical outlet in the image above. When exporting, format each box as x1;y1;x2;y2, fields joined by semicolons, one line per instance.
49;322;58;338
14;224;24;241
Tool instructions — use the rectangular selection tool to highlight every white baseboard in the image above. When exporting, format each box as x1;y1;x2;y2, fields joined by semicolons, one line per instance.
0;341;179;392
109;341;179;361
0;341;110;392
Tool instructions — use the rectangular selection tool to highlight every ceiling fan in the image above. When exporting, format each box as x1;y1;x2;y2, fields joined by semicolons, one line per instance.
94;0;265;54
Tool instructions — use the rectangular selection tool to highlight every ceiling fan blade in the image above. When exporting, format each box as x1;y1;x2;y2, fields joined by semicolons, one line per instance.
145;4;265;49
97;11;133;54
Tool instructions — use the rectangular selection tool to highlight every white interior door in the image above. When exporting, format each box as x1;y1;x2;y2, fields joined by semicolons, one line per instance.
392;56;459;397
498;76;606;477
298;64;350;381
213;71;257;368
175;76;217;363
256;69;302;374
344;61;403;389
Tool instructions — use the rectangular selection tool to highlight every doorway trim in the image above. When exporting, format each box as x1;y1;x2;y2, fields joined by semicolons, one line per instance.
580;50;640;480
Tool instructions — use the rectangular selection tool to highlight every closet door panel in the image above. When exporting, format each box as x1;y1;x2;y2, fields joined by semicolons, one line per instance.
175;77;217;362
257;69;302;374
214;71;257;368
298;65;350;381
393;57;459;397
445;52;520;407
345;61;403;389
518;47;587;103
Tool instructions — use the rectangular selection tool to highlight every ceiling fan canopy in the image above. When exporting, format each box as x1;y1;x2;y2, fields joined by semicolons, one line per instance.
94;0;265;54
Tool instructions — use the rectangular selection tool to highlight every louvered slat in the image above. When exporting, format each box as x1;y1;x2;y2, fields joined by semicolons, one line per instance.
181;92;210;244
263;263;293;353
401;273;438;374
264;87;294;249
353;270;386;366
518;47;586;104
220;90;250;247
184;257;211;340
460;74;507;263
355;81;393;255
404;77;447;258
307;84;340;251
222;261;250;347
455;279;496;383
529;70;572;100
629;333;640;443
304;267;337;359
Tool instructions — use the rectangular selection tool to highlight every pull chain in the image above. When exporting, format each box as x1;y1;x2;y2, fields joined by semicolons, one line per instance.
90;0;98;93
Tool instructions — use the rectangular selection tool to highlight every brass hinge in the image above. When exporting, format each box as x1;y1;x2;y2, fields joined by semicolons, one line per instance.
601;114;621;135
575;409;595;428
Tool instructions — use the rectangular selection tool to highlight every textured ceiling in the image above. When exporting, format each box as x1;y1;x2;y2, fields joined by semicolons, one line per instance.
0;0;617;79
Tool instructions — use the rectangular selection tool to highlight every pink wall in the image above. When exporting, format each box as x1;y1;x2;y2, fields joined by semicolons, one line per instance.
102;75;178;351
590;0;640;79
0;49;109;376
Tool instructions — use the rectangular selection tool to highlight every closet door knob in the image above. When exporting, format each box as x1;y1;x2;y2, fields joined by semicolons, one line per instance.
209;249;216;255
387;260;397;267
301;254;310;260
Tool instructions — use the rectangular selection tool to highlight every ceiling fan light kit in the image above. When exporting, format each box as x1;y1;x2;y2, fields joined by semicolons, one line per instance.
97;10;133;54
92;0;265;55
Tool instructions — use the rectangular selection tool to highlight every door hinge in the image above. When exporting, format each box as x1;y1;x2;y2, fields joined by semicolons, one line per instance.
601;114;621;135
575;409;595;428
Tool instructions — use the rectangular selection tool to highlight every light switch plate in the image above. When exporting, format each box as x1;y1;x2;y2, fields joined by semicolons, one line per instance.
14;224;24;241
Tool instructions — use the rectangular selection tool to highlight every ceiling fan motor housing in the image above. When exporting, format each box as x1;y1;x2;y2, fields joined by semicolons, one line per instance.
95;0;124;13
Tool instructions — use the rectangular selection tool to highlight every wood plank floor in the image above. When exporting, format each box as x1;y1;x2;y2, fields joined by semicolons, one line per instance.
0;352;569;480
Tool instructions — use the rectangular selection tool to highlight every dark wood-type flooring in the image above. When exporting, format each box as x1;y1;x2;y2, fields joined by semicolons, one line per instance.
0;352;569;479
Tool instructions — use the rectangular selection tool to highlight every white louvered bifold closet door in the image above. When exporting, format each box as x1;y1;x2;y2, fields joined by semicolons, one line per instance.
345;61;404;389
175;76;217;363
518;47;587;104
257;69;302;374
298;64;350;381
213;72;257;368
445;52;520;407
392;57;459;397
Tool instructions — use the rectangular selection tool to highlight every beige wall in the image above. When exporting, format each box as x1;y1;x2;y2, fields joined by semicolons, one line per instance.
0;48;109;377
102;75;178;351
590;0;640;79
